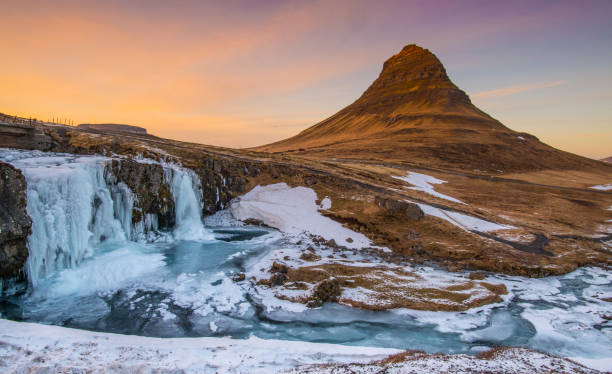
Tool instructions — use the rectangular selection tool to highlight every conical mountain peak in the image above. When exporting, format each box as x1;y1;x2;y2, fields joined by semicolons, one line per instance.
254;44;597;172
350;44;481;118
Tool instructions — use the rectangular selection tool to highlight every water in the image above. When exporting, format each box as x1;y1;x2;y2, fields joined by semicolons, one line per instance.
0;149;610;364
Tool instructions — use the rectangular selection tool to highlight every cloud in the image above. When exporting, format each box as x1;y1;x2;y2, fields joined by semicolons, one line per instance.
471;80;567;100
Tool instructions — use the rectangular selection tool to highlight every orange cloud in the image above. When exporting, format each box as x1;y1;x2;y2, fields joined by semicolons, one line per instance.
471;81;567;100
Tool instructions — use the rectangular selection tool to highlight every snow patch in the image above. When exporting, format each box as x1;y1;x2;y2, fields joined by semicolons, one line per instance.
394;172;465;204
231;183;370;249
320;196;332;210
590;184;612;191
409;200;515;232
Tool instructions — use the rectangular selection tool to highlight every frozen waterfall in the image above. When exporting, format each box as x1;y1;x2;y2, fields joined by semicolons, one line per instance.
166;165;215;241
0;149;212;288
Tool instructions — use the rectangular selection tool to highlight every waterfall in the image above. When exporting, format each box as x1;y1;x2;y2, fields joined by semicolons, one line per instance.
17;155;127;288
165;165;214;241
0;149;213;288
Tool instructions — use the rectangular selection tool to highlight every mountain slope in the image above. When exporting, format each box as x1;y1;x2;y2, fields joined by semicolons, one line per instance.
255;45;606;173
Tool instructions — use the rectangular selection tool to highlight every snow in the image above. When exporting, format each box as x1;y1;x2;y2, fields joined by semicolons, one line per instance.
394;171;465;204
409;200;515;232
590;184;612;191
291;348;601;373
570;357;612;372
320;196;332;210
0;319;398;373
231;183;371;248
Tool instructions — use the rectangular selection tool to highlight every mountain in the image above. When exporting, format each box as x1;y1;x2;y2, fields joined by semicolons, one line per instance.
601;156;612;163
255;45;604;173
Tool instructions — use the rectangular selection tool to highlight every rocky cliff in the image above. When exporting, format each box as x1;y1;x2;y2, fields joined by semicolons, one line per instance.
106;160;176;231
0;162;31;280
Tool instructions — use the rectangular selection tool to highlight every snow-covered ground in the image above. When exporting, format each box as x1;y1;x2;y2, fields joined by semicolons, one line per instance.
390;171;513;232
0;319;602;373
0;319;397;373
231;183;371;248
590;184;612;191
1;152;611;372
394;171;465;204
291;348;600;374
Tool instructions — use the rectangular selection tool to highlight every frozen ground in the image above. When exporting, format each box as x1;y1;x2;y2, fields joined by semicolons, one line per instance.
1;150;611;372
0;319;397;373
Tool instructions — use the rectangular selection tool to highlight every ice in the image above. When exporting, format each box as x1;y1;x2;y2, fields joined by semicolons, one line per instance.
409;200;514;232
0;151;128;287
460;311;517;343
165;165;215;241
521;305;612;359
0;149;215;287
169;271;251;317
39;245;166;297
394;171;465;204
231;183;371;248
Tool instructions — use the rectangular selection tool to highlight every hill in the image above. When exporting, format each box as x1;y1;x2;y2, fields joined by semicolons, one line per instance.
78;123;147;134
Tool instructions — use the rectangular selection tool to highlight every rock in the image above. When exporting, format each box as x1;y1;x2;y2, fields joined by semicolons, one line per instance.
231;273;246;282
307;279;341;308
270;262;288;274
346;237;354;243
270;273;288;286
300;252;321;262
303;176;317;186
107;160;175;229
0;162;32;280
242;218;268;227
0;123;53;151
326;239;338;248
468;272;486;280
481;282;508;295
375;197;424;221
403;230;419;240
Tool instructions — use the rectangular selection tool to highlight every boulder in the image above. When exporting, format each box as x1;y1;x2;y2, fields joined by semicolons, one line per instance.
375;197;424;221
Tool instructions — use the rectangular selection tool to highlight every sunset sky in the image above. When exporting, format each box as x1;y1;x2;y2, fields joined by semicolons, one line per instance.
1;0;611;158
